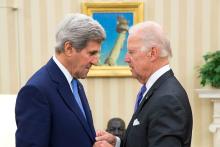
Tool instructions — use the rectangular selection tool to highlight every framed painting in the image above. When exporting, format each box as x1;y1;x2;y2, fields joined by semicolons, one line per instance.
82;2;144;77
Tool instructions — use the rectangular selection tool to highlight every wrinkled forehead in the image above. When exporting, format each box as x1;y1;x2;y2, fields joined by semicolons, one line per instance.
127;34;143;49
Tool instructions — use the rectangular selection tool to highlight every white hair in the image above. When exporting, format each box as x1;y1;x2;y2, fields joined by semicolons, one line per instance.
55;13;106;53
129;21;172;57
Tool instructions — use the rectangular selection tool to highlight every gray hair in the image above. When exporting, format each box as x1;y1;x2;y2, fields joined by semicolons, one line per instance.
55;13;106;53
129;21;172;57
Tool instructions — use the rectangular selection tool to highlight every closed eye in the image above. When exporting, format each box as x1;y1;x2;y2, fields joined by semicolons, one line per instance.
89;51;99;56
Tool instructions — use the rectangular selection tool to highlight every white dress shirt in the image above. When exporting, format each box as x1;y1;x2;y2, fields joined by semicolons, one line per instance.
53;55;73;90
142;64;171;100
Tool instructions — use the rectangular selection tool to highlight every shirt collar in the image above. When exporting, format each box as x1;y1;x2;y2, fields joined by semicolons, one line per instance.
53;55;73;89
145;64;171;93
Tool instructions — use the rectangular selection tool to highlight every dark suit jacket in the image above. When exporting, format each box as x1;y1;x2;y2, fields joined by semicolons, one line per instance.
15;58;96;147
122;70;193;147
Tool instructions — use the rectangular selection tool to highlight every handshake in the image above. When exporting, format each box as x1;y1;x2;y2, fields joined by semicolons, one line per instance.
93;130;118;147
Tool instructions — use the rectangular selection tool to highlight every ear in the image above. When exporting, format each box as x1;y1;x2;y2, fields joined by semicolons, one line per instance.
64;41;74;56
149;47;159;61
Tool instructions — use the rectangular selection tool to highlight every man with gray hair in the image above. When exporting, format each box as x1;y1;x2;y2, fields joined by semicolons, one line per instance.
94;21;193;147
15;13;105;147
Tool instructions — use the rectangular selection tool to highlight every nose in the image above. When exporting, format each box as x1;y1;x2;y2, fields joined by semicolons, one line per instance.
114;129;120;135
124;53;130;63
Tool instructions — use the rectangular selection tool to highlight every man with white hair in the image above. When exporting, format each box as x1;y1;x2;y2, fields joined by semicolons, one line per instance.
15;13;105;147
94;21;193;147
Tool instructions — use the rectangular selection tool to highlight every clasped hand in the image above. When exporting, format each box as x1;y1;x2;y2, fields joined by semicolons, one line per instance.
93;130;116;147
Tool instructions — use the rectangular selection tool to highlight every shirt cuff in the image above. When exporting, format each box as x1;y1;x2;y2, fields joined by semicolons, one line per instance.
115;136;121;147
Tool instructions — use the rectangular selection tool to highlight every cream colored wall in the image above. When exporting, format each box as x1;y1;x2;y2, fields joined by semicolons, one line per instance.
1;0;219;146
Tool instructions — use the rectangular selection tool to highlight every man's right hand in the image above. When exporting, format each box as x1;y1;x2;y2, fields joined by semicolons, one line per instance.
95;130;116;146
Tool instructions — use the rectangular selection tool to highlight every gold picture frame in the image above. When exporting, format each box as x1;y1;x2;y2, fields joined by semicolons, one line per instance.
82;2;144;77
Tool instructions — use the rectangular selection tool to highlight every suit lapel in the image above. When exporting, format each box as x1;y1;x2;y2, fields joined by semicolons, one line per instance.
136;70;174;114
57;84;95;141
45;58;95;141
76;80;96;137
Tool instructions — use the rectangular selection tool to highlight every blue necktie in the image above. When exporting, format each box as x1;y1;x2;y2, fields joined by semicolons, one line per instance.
71;79;87;119
134;85;147;111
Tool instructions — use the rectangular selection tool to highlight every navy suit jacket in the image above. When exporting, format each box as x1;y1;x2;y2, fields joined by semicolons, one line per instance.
122;70;193;147
15;58;96;147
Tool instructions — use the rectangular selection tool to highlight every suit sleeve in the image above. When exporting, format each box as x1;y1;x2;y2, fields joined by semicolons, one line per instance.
15;85;51;147
148;95;187;147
